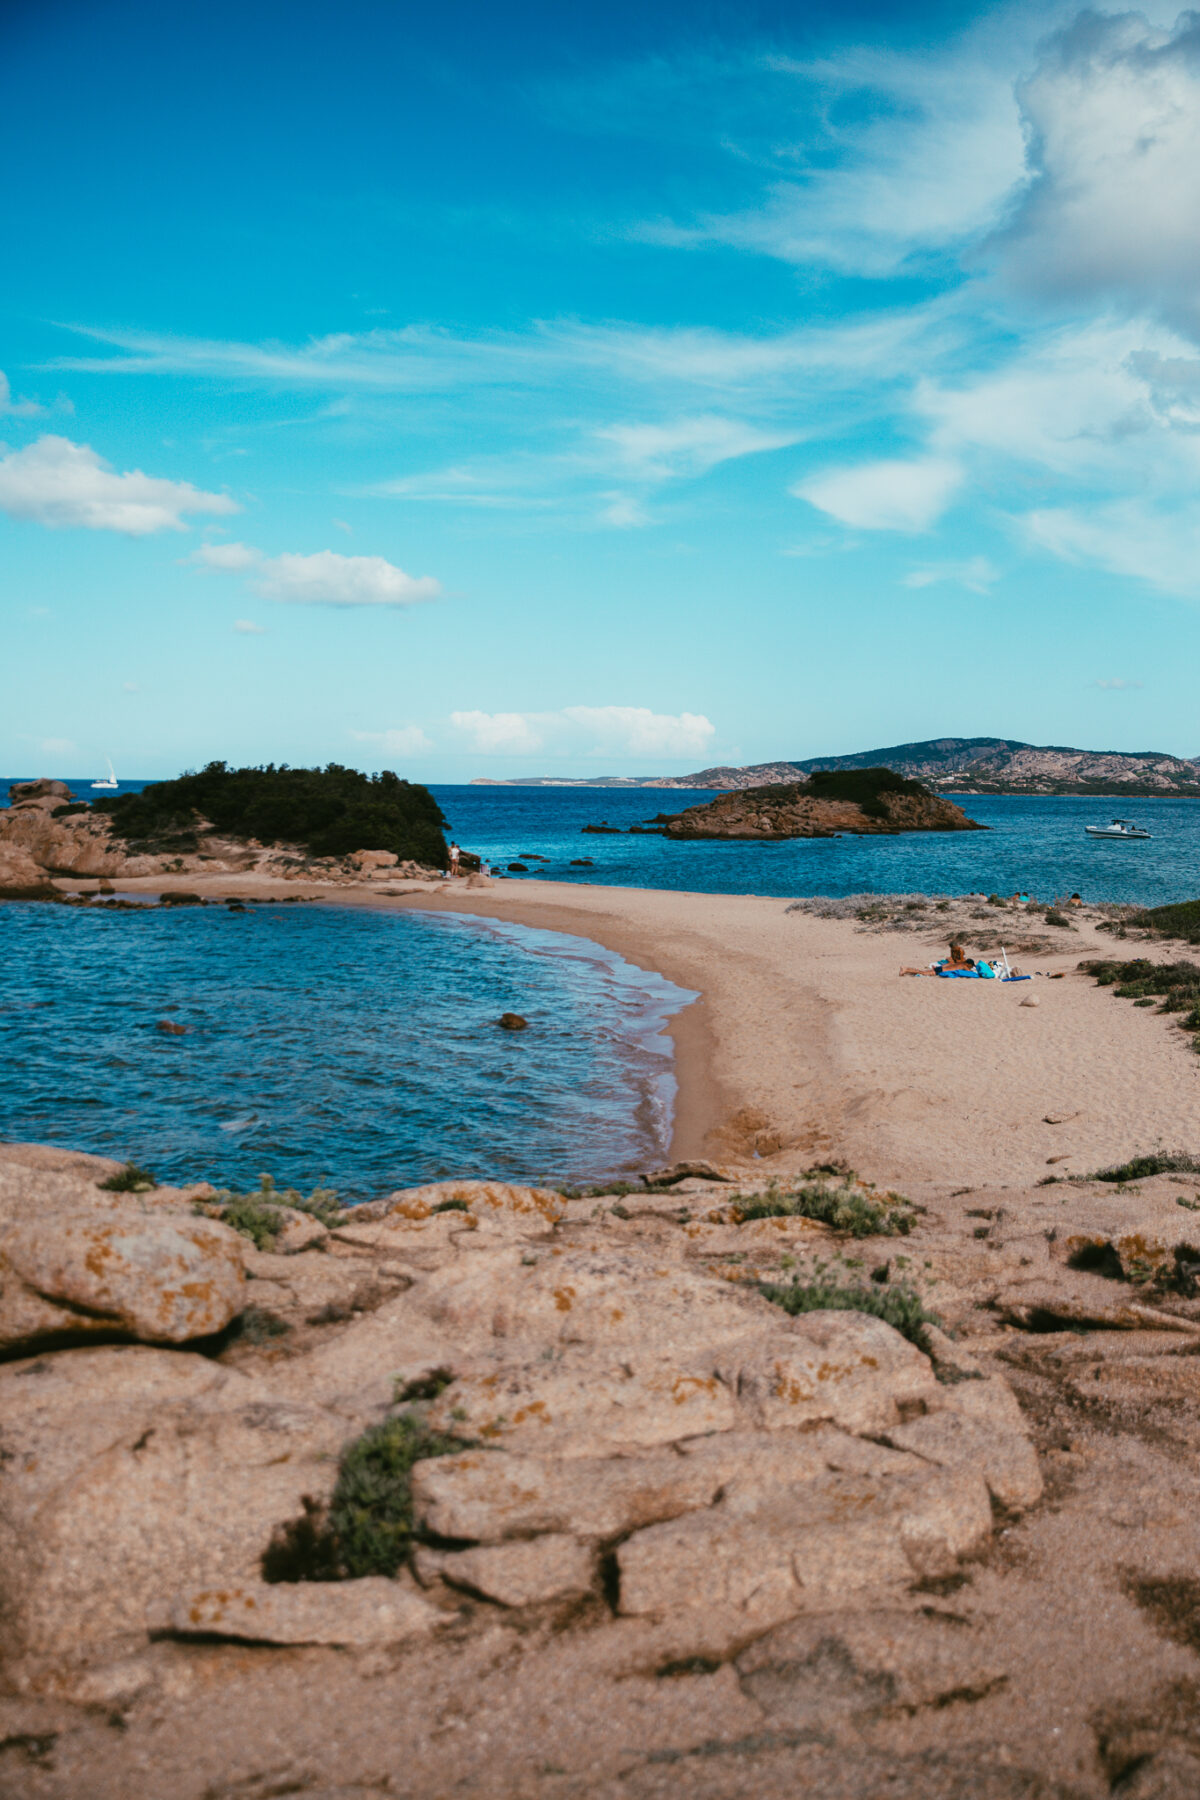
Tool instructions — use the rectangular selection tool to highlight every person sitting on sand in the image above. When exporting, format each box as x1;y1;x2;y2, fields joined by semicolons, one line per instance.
1069;892;1083;907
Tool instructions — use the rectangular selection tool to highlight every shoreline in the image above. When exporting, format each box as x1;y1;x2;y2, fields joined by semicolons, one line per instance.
33;868;1200;1191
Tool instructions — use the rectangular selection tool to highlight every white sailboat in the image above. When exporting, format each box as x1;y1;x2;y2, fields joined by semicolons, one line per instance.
1084;817;1151;840
91;758;118;791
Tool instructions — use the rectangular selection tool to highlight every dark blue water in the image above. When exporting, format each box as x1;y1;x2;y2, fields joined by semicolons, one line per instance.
434;788;1200;909
0;903;693;1199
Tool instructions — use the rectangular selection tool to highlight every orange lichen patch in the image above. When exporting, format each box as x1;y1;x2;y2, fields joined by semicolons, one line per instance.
391;1197;434;1221
671;1375;720;1406
511;1402;551;1425
771;1368;816;1405
553;1287;576;1312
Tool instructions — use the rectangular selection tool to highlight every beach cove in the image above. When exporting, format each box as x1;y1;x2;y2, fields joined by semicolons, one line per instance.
37;864;1200;1198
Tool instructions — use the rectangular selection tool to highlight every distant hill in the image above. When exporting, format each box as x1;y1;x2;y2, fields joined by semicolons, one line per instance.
472;737;1200;796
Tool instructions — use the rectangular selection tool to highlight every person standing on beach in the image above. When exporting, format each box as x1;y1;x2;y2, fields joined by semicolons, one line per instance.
449;841;461;877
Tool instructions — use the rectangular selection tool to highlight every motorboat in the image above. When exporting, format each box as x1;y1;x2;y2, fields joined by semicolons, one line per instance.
91;758;118;791
1085;817;1151;840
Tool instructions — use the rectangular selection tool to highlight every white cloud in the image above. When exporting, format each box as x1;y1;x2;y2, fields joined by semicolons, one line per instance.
1092;678;1144;691
903;556;998;593
256;550;440;607
993;12;1200;334
795;456;962;532
595;414;797;478
560;705;716;757
195;540;260;570
194;541;441;607
0;371;42;417
0;435;238;535
122;681;139;692
451;711;545;754
350;726;434;755
450;705;716;759
38;737;75;756
233;619;266;634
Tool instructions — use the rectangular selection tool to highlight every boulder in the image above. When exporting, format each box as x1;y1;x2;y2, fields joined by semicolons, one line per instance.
8;778;73;806
348;849;398;871
346;1180;567;1238
0;1160;246;1350
167;1576;438;1647
415;1535;594;1607
719;1310;941;1436
617;1458;992;1621
0;1347;347;1659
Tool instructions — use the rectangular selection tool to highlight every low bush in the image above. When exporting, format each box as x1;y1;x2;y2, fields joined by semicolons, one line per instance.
98;1161;157;1192
758;1277;938;1351
1128;898;1200;944
96;761;449;867
202;1172;342;1248
1089;1152;1200;1183
731;1180;914;1238
1084;958;1200;1050
263;1411;468;1582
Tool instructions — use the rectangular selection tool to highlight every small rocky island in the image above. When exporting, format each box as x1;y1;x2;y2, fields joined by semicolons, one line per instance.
654;767;984;840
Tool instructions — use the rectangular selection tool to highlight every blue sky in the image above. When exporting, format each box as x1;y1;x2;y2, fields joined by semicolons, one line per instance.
5;0;1200;780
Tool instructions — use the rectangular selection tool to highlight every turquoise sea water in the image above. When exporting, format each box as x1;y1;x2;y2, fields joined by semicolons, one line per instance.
0;902;694;1199
5;777;1199;1194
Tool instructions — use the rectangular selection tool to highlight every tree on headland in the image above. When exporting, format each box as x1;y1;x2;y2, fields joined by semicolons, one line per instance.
95;762;449;867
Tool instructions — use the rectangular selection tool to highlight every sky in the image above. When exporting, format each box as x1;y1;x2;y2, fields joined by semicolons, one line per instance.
5;0;1200;780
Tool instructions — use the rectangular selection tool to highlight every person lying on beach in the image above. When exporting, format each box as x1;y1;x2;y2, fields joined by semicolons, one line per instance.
900;956;977;977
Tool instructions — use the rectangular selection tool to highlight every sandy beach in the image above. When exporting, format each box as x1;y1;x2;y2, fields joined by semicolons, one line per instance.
72;868;1200;1197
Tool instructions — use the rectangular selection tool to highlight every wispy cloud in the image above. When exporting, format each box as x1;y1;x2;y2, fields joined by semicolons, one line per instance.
350;725;434;754
1092;677;1144;690
904;556;999;593
450;705;715;759
0;435;237;535
0;370;43;417
233;619;266;634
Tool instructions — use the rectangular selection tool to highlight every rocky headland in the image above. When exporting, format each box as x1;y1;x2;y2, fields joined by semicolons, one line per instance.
653;768;983;839
0;773;446;897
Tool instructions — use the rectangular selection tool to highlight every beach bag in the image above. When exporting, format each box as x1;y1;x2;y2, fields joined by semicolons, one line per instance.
977;960;995;978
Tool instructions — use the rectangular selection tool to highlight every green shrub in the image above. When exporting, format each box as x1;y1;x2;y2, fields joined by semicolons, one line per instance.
98;1161;157;1192
264;1411;469;1582
1044;909;1072;928
1090;1152;1200;1183
1129;898;1200;944
227;1305;291;1345
203;1173;341;1248
96;761;449;867
758;1277;938;1351
731;1181;914;1238
1084;958;1200;1050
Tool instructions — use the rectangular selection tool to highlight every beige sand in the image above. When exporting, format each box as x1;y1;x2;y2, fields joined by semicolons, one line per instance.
83;870;1200;1194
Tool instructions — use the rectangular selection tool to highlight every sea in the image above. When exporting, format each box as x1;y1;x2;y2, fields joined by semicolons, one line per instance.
4;777;1198;1199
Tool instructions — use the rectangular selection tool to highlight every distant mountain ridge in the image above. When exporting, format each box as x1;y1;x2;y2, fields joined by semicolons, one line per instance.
471;737;1200;796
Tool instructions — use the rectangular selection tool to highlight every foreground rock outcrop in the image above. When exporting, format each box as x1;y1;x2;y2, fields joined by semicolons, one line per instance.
9;1150;1200;1797
655;768;983;839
